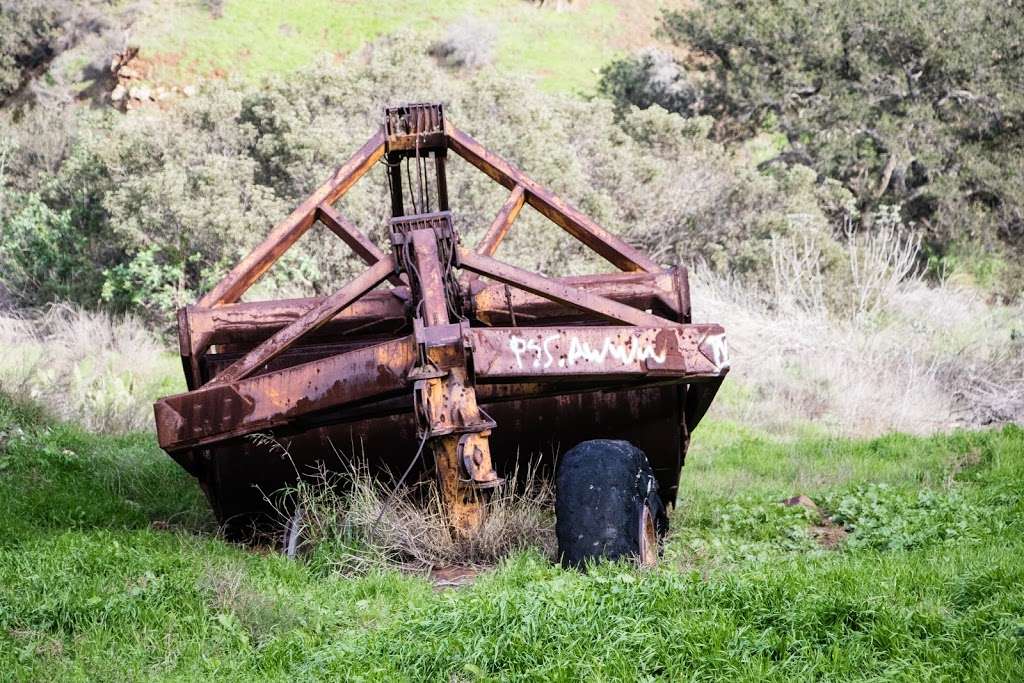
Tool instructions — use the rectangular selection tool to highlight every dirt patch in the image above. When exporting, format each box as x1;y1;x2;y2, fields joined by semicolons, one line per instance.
783;494;848;549
809;521;848;549
428;565;479;589
109;48;199;110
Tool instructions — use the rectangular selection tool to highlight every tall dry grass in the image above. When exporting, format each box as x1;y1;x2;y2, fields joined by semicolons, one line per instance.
0;304;183;432
697;223;1024;436
269;457;556;573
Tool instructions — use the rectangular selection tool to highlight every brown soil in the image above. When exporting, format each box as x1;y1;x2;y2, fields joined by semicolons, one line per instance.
782;494;849;549
809;521;848;549
428;565;480;589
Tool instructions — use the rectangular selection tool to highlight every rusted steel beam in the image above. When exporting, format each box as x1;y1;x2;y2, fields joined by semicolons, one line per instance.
471;269;684;325
470;325;729;381
409;229;452;327
210;256;396;386
317;204;385;264
434;150;449;211
394;214;498;537
387;151;405;216
458;249;678;328
446;124;660;274
181;291;408;354
475;185;526;256
155;336;417;452
315;203;405;287
199;129;386;307
183;270;679;351
177;306;202;391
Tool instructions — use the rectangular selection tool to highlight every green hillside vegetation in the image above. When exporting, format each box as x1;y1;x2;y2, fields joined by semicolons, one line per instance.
135;0;655;94
601;0;1024;299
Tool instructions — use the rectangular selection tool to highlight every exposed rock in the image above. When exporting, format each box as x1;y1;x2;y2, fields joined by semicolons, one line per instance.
128;84;152;101
782;494;819;512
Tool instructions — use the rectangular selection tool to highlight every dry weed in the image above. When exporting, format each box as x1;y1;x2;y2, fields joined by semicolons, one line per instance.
0;304;182;432
694;267;1024;436
270;455;555;573
197;563;308;645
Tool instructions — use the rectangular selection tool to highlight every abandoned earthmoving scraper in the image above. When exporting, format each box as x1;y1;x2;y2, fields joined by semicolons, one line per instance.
154;103;729;567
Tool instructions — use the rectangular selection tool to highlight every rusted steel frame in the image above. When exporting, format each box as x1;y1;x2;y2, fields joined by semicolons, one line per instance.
154;336;417;452
384;103;446;152
446;124;660;274
387;151;405;216
401;223;498;536
180;292;408;362
475;185;526;256
315;203;404;287
409;229;452;327
470;325;729;380
199;129;386;307
177;307;202;391
457;249;679;329
471;269;683;325
210;256;396;386
434;150;449;211
685;379;724;433
183;271;678;351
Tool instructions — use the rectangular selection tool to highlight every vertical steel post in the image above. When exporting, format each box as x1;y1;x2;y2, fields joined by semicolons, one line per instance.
396;219;501;537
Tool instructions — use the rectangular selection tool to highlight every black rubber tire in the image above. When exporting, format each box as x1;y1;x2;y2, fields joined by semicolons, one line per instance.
555;439;669;568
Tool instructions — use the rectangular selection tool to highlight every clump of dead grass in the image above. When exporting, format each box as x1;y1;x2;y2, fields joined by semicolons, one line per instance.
274;458;556;574
0;304;182;432
696;225;1024;436
197;562;310;646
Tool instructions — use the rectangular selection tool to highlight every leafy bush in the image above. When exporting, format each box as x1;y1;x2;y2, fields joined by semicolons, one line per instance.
598;48;699;116
0;192;102;306
428;16;496;69
678;496;820;563
0;0;63;99
0;0;118;106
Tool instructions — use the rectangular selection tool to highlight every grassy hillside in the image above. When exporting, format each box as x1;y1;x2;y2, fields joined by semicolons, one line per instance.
2;393;1022;680
1;2;1022;679
134;0;686;94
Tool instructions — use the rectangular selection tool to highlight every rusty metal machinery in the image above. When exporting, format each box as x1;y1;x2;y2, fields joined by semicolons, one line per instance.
154;102;729;541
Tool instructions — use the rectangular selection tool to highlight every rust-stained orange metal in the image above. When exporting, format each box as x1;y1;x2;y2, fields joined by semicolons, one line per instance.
154;102;729;539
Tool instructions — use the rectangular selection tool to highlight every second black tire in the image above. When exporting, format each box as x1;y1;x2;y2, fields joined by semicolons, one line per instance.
555;439;668;568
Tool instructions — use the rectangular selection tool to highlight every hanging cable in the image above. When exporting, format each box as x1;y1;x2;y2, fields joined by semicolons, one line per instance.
372;428;430;528
422;151;431;213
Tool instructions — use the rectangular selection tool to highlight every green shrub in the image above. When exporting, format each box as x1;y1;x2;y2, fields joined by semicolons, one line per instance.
0;0;63;99
0;0;118;106
598;48;699;116
601;1;1024;299
0;191;107;307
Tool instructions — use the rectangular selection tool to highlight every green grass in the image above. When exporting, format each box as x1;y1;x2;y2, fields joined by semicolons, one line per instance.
136;0;665;94
1;392;1022;680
